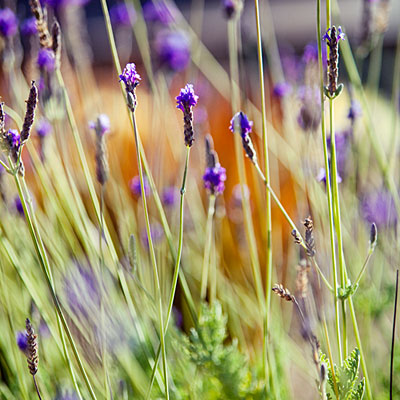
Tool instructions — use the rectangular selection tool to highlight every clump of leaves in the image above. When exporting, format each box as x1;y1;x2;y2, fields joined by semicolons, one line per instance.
320;348;365;400
170;301;264;399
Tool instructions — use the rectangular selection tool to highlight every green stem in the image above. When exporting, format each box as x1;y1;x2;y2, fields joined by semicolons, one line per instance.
317;0;341;365
200;195;216;301
146;147;191;399
254;0;273;390
131;111;169;400
353;249;374;290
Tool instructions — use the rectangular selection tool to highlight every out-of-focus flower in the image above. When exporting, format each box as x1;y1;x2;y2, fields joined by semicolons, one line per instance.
36;118;52;138
230;112;257;164
0;8;18;38
142;1;175;25
347;100;362;123
43;0;90;9
21;17;37;37
162;186;179;207
327;130;351;179
140;222;164;248
302;42;327;67
317;167;342;185
362;190;397;228
14;196;24;216
37;48;56;72
16;331;28;355
54;390;80;400
222;0;241;19
203;164;227;195
297;86;321;132
89;114;110;136
130;175;151;197
155;30;190;72
273;82;291;99
110;3;136;27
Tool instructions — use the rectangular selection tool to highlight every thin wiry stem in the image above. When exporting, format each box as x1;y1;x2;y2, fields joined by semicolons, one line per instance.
145;146;191;399
33;376;42;400
390;269;399;400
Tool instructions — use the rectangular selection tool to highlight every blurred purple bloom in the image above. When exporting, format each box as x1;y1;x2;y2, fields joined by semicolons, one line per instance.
203;163;227;195
302;42;327;67
0;8;18;38
176;84;198;112
273;82;291;98
36;118;52;138
43;0;90;8
14;196;24;216
323;26;345;43
362;191;397;228
229;111;253;137
110;3;136;27
130;175;150;197
141;222;164;248
162;186;179;207
142;1;175;25
317;167;342;185
155;30;190;72
21;17;37;36
222;0;236;19
297;86;321;131
327;131;351;178
89;114;110;136
9;129;21;149
16;331;28;354
37;48;56;72
119;63;141;92
347;100;362;122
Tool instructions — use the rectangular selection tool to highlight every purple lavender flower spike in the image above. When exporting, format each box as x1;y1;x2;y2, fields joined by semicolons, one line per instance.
21;17;38;37
162;186;179;207
0;8;18;38
130;175;150;197
230;112;257;164
203;164;227;195
16;331;28;355
36;118;52;138
176;84;198;147
155;30;190;72
120;63;141;111
37;48;56;72
110;3;136;27
89;114;110;136
143;1;175;25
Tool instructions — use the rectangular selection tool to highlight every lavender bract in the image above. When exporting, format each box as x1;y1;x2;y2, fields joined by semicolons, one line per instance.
155;30;190;72
273;82;291;99
203;164;227;195
0;8;17;38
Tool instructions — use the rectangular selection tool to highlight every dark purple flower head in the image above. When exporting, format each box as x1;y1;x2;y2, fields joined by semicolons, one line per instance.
130;175;150;197
362;190;397;228
229;111;253;137
176;84;198;112
89;114;110;136
347;100;362;122
0;8;18;38
119;63;141;92
203;163;227;195
16;331;28;354
323;26;345;43
141;222;164;248
21;17;37;37
143;1;175;25
222;0;237;19
155;30;190;72
110;3;136;27
14;196;24;216
273;82;292;99
37;48;56;72
9;129;21;149
162;186;179;207
36;118;52;138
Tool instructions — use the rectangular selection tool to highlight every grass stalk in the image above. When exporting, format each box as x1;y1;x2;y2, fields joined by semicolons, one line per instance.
254;0;273;389
390;270;399;400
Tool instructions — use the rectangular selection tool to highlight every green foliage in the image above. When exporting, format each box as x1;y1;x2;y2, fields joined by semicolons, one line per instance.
169;302;264;400
320;349;365;400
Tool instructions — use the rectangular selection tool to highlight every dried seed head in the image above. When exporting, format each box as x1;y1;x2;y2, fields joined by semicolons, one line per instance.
272;284;296;303
51;20;61;69
0;102;5;133
90;115;110;186
20;81;38;145
303;216;316;257
29;0;52;49
25;318;39;376
291;229;302;245
370;222;377;250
